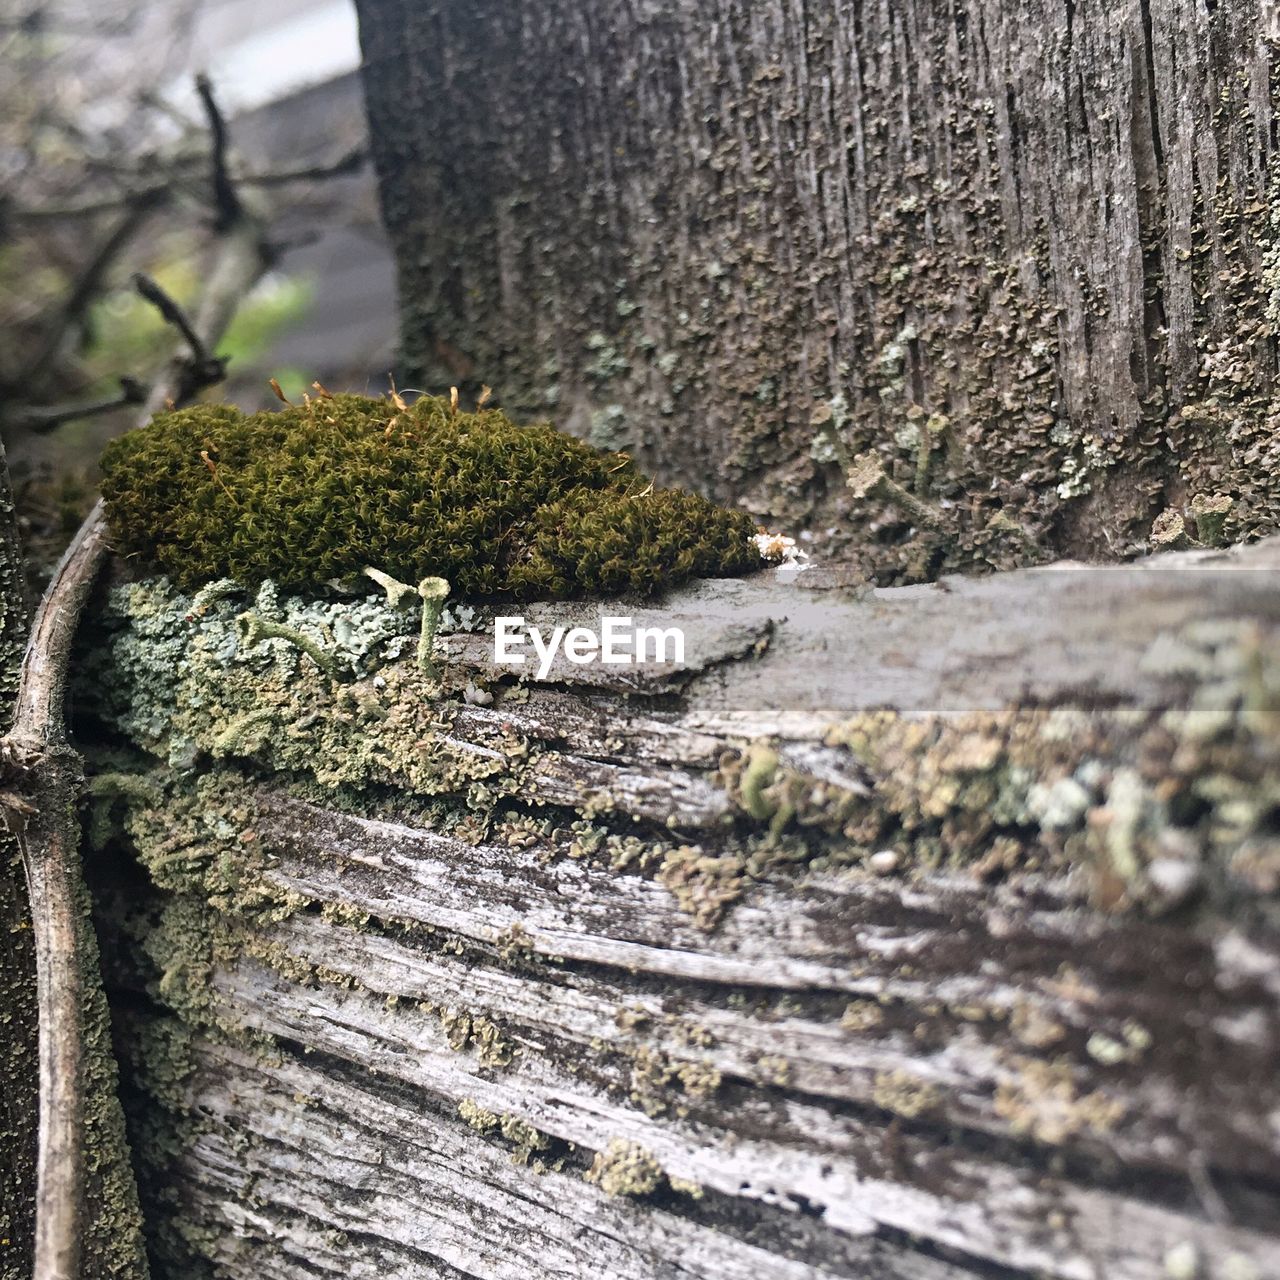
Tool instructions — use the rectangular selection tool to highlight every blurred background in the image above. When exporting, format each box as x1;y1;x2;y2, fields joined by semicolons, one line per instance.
0;0;396;565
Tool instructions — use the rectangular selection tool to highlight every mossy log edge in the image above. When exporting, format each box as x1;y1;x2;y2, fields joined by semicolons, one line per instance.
83;541;1280;1280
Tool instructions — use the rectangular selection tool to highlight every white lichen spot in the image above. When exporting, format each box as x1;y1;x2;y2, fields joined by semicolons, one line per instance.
754;530;809;570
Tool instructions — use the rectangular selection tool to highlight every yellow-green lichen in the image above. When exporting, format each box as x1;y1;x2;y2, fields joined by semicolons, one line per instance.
584;1139;664;1197
78;574;1280;961
993;1057;1126;1145
871;1069;940;1119
438;1008;516;1068
457;1100;549;1164
80;577;537;823
624;1045;722;1118
841;1000;885;1033
656;846;746;931
667;1176;704;1200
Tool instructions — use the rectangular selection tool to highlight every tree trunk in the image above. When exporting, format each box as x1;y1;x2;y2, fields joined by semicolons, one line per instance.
79;544;1280;1279
355;0;1279;579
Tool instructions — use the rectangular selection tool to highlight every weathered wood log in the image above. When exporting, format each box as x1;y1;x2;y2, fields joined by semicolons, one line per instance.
78;541;1280;1279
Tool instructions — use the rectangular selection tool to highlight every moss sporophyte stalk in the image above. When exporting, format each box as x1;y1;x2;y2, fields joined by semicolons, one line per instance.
99;391;762;599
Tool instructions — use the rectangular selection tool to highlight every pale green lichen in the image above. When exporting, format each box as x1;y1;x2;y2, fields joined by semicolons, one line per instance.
363;565;417;608
438;1008;516;1068
737;745;779;822
667;1176;704;1199
457;1100;549;1164
79;577;531;814
78;578;1280;973
656;847;746;931
841;1000;885;1033
236;611;343;681
624;1045;722;1118
843;450;944;530
993;1057;1126;1144
871;1069;939;1119
415;576;451;677
756;1055;792;1088
584;1139;663;1197
816;630;1280;917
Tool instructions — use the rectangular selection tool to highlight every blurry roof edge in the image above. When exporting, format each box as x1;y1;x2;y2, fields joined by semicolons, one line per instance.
164;0;362;119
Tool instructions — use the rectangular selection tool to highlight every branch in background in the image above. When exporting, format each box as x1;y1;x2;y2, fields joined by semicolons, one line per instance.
14;196;160;390
8;263;232;435
13;376;146;434
132;271;228;405
242;145;366;187
130;272;205;363
6;149;367;223
0;70;273;1280
0;10;136;37
194;72;242;232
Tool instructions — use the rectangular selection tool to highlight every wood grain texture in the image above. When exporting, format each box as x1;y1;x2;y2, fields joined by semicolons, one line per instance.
82;541;1280;1279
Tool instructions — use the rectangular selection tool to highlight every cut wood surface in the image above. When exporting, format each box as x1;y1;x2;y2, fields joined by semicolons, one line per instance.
81;541;1280;1279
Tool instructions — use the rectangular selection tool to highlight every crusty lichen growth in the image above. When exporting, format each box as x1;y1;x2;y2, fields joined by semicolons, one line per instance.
656;846;747;930
708;620;1280;922
457;1100;551;1165
621;1044;722;1118
75;571;1280;1277
80;576;537;817
1167;153;1280;552
584;1138;664;1197
871;1069;940;1120
438;1008;516;1068
826;683;1280;916
78;578;1280;939
993;1057;1126;1145
99;392;761;599
841;1000;885;1033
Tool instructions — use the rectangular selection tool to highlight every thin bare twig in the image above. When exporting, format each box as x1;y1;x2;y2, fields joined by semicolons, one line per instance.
12;377;147;434
130;272;204;361
241;145;367;187
131;272;228;405
7;149;367;223
11;151;371;225
195;72;242;232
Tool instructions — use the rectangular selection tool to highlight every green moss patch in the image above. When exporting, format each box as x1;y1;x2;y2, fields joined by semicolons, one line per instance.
100;393;760;598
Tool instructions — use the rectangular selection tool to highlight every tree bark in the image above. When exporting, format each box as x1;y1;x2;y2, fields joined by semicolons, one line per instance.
0;435;38;1280
355;0;1279;578
79;543;1280;1279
